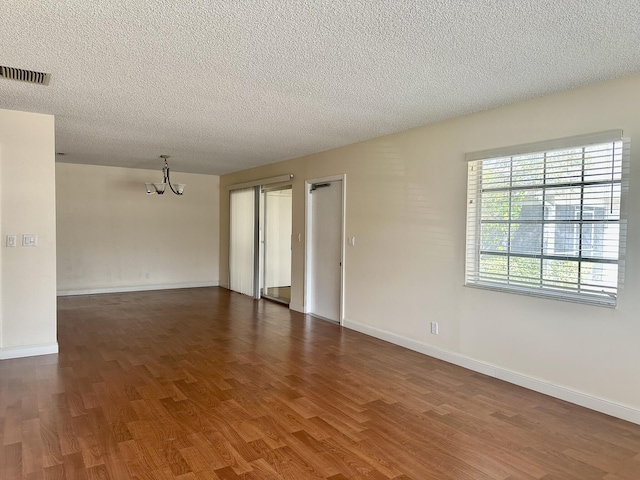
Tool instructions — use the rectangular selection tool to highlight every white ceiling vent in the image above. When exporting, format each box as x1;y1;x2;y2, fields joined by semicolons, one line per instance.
0;65;51;86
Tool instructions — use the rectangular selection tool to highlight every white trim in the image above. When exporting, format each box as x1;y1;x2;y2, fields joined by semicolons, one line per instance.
1;342;59;360
57;281;219;296
304;174;346;324
344;319;640;425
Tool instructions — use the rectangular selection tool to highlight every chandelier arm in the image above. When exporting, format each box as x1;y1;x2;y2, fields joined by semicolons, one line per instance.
165;167;182;195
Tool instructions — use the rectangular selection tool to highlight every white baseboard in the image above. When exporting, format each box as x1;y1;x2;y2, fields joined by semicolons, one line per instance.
57;281;219;296
343;319;640;425
0;342;59;360
289;302;305;313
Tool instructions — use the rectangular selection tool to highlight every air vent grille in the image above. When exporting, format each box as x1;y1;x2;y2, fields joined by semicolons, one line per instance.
0;66;51;86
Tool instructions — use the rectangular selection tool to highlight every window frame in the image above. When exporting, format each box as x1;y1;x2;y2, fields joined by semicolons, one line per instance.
465;131;628;307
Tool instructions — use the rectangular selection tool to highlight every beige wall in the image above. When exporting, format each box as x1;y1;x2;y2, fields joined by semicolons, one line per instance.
57;163;219;294
220;73;640;419
0;108;57;358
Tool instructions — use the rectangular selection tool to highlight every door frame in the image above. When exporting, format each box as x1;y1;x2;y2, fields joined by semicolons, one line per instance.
304;174;346;325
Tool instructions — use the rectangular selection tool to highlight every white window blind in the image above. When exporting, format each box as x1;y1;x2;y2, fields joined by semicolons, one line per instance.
229;187;257;297
465;131;627;307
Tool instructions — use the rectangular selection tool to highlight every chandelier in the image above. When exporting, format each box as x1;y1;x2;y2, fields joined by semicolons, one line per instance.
145;155;186;195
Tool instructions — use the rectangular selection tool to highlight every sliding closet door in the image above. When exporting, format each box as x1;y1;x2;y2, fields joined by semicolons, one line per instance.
229;187;257;297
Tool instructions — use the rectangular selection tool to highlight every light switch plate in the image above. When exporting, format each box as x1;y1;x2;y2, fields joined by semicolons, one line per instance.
22;234;38;247
6;234;17;247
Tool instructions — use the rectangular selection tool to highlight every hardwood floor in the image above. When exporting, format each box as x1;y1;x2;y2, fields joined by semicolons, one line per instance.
2;287;640;479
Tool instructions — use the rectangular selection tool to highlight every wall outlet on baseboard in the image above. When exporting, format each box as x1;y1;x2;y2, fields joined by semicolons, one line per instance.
430;321;439;335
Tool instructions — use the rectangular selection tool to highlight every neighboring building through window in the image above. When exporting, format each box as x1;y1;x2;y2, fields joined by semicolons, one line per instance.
465;131;626;306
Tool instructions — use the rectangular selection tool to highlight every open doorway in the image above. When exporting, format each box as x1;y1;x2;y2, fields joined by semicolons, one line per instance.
260;186;292;305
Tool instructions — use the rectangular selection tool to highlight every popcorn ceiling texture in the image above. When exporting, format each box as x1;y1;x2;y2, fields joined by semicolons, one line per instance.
1;1;640;175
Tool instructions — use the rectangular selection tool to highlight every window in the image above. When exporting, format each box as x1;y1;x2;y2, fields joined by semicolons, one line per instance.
465;131;627;307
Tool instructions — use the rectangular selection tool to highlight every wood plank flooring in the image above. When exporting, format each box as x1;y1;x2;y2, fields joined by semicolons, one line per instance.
2;287;640;479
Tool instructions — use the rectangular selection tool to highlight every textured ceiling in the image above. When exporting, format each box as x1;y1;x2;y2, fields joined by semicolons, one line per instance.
1;1;640;175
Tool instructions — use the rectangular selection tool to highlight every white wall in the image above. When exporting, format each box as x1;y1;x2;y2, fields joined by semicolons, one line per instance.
0;108;57;359
56;163;219;294
220;73;640;422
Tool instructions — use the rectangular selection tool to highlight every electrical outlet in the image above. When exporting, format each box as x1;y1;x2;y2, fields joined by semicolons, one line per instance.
6;235;17;247
430;321;439;335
